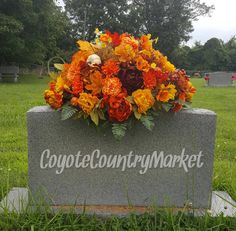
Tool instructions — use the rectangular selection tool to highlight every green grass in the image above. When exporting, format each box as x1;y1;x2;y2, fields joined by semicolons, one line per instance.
0;207;236;230
0;76;235;230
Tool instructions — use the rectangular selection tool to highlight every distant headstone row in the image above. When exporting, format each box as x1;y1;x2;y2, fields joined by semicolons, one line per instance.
205;72;236;87
0;66;19;82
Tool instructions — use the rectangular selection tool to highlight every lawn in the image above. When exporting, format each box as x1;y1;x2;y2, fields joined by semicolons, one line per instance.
0;75;235;230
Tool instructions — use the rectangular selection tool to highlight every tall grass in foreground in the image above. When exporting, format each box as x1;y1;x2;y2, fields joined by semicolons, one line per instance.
0;174;236;231
0;206;235;230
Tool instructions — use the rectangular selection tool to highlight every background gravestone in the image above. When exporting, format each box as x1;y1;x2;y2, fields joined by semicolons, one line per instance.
207;72;235;87
27;106;216;210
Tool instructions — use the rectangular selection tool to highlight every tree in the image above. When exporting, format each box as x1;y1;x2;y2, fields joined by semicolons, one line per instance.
131;0;213;57
64;0;142;41
0;0;71;64
224;36;236;71
64;0;213;57
202;38;230;71
171;45;191;69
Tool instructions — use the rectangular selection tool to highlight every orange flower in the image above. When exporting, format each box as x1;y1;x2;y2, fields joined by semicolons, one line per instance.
178;92;186;102
66;62;81;82
102;77;122;96
85;71;103;95
140;34;153;51
71;97;78;106
44;90;63;109
114;43;136;62
100;33;112;43
71;76;83;96
185;82;196;100
102;59;120;77
77;93;99;114
108;96;132;122
122;36;139;49
132;89;155;114
135;55;150;72
143;70;157;89
156;84;177;102
71;50;89;65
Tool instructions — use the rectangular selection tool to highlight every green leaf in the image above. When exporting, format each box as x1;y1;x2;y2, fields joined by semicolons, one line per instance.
126;96;135;104
140;115;155;131
61;105;78;120
134;110;142;120
90;110;99;126
112;123;127;140
97;109;106;120
54;63;64;71
183;101;192;109
162;103;173;112
77;111;84;119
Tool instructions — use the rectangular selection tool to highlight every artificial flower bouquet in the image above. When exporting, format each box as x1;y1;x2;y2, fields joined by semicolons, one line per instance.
44;29;196;139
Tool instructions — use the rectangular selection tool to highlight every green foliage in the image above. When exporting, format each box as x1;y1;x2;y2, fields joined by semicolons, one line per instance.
61;104;78;120
131;0;214;56
0;0;72;64
64;0;213;57
140;115;155;131
112;123;127;140
162;103;173;112
172;37;236;71
64;0;141;41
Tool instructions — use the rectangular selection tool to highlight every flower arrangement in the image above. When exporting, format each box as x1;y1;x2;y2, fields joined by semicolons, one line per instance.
44;29;196;139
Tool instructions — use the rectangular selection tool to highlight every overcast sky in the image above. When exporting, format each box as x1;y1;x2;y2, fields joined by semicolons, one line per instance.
188;0;236;46
57;0;236;46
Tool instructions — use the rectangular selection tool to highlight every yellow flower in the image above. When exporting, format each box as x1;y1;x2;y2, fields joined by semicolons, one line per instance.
156;84;177;102
151;63;157;69
100;34;112;43
160;56;176;73
132;89;155;114
140;34;153;51
185;82;196;101
44;90;63;109
77;93;99;114
55;76;65;93
114;44;136;62
94;28;100;35
135;55;150;72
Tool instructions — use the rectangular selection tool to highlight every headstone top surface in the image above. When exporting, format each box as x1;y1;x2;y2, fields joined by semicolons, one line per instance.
27;106;216;116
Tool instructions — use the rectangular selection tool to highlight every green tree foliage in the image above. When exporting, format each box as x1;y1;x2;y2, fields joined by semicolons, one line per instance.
65;0;213;57
132;0;213;57
202;38;230;71
172;38;236;72
64;0;142;41
224;36;236;71
0;0;70;64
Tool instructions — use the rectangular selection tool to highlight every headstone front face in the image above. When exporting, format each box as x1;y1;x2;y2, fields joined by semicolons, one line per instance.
27;106;216;210
207;72;235;87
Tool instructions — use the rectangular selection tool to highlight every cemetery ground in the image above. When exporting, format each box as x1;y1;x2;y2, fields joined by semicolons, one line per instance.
0;75;235;230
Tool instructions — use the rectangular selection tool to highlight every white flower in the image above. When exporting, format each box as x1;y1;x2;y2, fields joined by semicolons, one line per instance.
86;54;101;67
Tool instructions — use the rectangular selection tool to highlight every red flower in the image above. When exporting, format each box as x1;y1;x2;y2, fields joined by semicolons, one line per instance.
143;70;157;89
107;94;132;122
105;31;121;46
118;63;143;95
71;76;83;96
172;103;183;112
156;69;169;83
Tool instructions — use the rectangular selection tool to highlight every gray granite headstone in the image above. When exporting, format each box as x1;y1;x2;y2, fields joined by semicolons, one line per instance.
27;106;216;209
207;72;235;87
